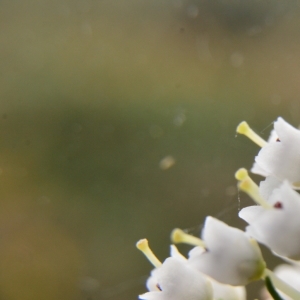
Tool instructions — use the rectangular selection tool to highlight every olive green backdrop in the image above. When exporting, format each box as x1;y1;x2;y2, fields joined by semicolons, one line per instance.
0;0;298;299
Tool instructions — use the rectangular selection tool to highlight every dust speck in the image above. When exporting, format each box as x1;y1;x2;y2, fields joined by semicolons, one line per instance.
159;156;176;170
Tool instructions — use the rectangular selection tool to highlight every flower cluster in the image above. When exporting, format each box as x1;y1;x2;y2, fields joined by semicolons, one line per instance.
136;117;300;300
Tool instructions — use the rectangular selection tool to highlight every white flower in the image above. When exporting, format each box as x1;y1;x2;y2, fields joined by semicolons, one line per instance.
187;217;265;286
187;247;247;300
239;180;300;260
252;117;300;188
144;245;246;300
139;241;246;300
210;278;246;300
136;241;213;300
140;257;213;300
258;176;282;200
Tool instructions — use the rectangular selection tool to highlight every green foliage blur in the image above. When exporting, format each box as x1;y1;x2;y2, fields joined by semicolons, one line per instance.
0;0;299;299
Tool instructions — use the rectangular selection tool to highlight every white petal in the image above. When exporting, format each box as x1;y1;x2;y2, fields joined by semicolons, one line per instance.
141;257;213;300
274;117;300;143
251;162;269;177
146;269;161;292
259;176;282;200
170;245;187;262
239;206;265;224
240;182;300;260
139;291;163;300
188;246;206;258
254;117;300;187
210;279;246;300
267;129;278;143
275;264;300;292
188;217;265;286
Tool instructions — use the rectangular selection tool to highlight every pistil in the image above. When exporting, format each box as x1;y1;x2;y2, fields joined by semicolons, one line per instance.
136;239;162;268
235;168;272;209
171;228;206;247
236;121;267;147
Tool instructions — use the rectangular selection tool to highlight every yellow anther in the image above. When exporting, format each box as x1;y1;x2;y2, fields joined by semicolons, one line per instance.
235;168;249;181
171;228;206;247
236;121;268;148
238;179;272;209
136;239;162;268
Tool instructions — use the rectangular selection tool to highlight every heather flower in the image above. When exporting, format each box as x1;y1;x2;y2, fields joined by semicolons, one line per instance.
237;117;300;188
173;217;266;286
239;180;300;260
136;239;213;300
140;257;213;300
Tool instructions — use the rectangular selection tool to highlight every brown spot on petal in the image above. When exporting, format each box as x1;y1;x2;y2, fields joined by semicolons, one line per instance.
156;284;162;291
274;201;283;209
276;138;281;142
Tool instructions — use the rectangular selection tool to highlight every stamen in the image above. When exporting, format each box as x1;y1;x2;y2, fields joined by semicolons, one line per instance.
236;121;268;148
171;228;206;247
238;178;272;209
235;168;249;181
136;239;162;268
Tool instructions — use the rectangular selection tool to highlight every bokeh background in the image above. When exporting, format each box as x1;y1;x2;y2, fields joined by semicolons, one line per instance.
0;0;300;299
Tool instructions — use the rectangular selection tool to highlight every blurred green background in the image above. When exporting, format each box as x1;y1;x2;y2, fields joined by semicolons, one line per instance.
0;0;299;299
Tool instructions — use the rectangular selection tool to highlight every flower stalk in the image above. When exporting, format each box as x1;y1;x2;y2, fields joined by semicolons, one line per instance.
264;269;300;300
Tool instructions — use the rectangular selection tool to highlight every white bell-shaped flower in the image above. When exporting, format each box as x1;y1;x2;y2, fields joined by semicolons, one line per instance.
239;180;300;260
186;247;247;300
258;176;282;200
136;240;213;300
252;117;300;188
144;245;187;292
138;239;247;300
140;257;213;300
187;217;266;286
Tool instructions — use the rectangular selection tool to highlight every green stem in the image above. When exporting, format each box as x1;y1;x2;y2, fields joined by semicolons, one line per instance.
264;269;300;300
265;276;283;300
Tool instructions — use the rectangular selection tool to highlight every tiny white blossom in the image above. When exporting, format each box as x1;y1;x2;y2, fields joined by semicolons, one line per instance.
252;117;300;188
140;257;213;300
210;278;246;300
187;247;247;300
239;180;300;260
188;217;265;286
144;245;246;300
